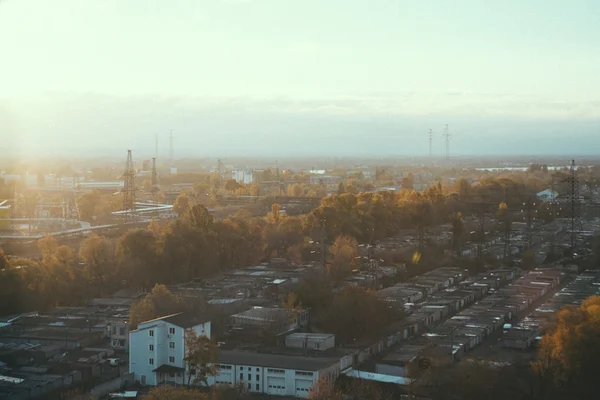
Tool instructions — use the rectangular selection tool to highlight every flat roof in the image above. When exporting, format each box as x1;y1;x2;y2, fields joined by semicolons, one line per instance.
218;350;339;371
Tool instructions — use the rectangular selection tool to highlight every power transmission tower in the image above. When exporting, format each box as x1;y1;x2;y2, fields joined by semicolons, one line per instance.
428;129;433;158
442;124;451;160
122;150;136;221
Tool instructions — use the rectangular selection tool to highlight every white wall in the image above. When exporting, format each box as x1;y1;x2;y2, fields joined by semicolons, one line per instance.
207;363;334;399
130;320;212;387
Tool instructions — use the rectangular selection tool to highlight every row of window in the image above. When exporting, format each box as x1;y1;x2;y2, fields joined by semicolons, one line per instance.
239;367;260;371
295;371;313;377
148;342;176;351
148;327;177;337
267;368;285;374
148;356;176;365
217;365;232;370
240;374;260;381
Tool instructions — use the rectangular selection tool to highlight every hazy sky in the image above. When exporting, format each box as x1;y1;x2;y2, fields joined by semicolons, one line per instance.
1;0;599;157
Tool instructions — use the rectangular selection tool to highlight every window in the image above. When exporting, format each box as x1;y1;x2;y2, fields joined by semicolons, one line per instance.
256;384;259;391
295;371;313;377
247;383;251;390
217;365;232;370
169;356;175;363
240;367;244;371
119;327;125;336
149;344;154;351
247;373;251;380
149;330;154;337
112;326;117;335
149;358;154;366
169;327;176;335
256;374;259;381
169;373;175;378
169;342;175;349
315;342;321;349
267;368;285;374
256;368;259;372
239;373;243;381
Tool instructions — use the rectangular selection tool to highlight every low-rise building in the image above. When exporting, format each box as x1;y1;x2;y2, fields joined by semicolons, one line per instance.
129;312;212;386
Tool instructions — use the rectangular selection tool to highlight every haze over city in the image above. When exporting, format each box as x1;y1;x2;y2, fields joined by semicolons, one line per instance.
1;0;599;157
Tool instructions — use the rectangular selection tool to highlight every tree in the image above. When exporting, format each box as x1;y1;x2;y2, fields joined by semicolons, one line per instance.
0;250;10;270
450;212;463;255
184;328;219;386
143;386;206;400
309;377;343;400
401;173;414;190
118;228;162;288
129;284;187;329
79;234;117;292
521;249;536;270
224;179;240;193
174;192;193;216
327;236;359;281
535;296;600;399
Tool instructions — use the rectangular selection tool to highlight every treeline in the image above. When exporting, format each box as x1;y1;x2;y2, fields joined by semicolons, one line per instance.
0;175;547;316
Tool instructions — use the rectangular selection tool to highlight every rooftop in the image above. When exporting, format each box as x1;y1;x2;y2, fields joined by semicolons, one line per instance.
218;350;339;371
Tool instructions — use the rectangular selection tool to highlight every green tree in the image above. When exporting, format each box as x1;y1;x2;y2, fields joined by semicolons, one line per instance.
184;329;219;386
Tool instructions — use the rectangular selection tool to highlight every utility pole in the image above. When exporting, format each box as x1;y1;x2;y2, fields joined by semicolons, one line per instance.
442;124;451;161
428;129;433;158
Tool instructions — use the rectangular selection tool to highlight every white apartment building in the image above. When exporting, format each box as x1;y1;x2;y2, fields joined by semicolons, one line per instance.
208;350;341;398
129;313;211;386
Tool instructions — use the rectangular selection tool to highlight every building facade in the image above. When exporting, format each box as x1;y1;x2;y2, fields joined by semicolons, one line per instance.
208;350;341;399
129;313;211;386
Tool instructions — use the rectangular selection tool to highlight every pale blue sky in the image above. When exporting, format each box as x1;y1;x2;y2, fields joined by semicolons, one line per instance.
0;0;599;156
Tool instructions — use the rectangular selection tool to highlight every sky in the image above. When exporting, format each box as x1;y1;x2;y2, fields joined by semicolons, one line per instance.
1;0;599;157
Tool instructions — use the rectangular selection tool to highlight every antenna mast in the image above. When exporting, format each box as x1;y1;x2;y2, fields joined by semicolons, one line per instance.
442;124;451;160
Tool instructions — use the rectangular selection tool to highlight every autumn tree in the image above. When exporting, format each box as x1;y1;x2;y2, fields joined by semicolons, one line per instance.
174;192;193;216
535;295;600;399
129;284;187;328
327;236;359;281
79;234;117;293
184;328;219;386
308;377;343;400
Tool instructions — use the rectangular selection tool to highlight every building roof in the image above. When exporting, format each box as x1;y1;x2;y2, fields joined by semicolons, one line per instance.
139;312;211;329
218;350;339;372
153;364;185;373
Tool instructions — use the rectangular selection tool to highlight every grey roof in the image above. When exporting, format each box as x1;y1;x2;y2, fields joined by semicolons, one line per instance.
140;312;211;329
218;350;339;372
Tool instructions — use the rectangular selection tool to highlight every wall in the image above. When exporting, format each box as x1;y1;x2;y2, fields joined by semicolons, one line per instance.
89;373;134;398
